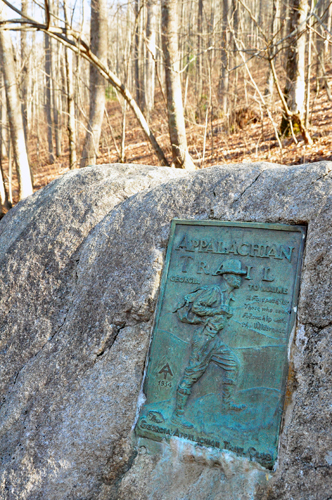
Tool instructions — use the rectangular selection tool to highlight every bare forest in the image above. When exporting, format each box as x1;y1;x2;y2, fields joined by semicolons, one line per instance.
0;0;331;214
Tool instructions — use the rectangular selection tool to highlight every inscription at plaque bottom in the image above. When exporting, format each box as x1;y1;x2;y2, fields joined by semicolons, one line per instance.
136;220;306;469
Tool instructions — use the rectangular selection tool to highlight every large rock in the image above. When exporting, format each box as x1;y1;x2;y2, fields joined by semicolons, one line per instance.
0;162;331;499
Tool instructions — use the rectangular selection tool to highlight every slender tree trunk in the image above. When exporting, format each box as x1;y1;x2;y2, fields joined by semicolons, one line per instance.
53;41;62;155
21;0;29;143
0;70;9;212
8;136;13;206
0;3;32;200
144;0;158;121
53;0;62;157
53;53;62;157
305;0;313;129
324;0;332;56
258;0;264;48
161;0;196;169
208;0;215;66
0;73;6;160
265;0;280;98
45;33;55;163
316;0;332;97
141;5;146;107
281;0;308;133
219;0;230;115
196;0;203;99
134;0;141;106
80;0;108;168
0;36;32;199
64;0;77;169
0;160;10;213
231;0;239;108
0;106;10;212
75;53;80;151
120;101;126;163
65;54;76;169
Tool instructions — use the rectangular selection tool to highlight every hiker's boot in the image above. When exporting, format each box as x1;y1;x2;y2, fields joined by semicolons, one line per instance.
222;386;246;411
171;389;194;429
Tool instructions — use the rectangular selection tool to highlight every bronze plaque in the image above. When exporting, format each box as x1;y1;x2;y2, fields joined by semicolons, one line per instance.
136;220;306;468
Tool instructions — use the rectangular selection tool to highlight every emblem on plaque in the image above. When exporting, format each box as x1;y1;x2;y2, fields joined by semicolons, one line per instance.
136;220;306;469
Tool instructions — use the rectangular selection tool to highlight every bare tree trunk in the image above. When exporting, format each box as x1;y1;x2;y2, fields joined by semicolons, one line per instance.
141;4;146;108
0;164;6;207
161;0;195;169
0;5;33;200
305;0;313;129
0;70;9;212
316;0;332;98
144;0;158;121
208;0;215;66
196;0;203;100
265;0;280;98
0;115;10;212
281;0;308;133
231;0;239;108
0;73;6;160
80;0;108;168
120;101;126;162
21;0;29;142
134;0;142;106
219;0;230;116
324;0;332;56
53;0;62;157
53;47;62;157
8;136;13;206
65;57;76;168
52;0;62;158
45;33;55;163
64;0;77;169
0;160;10;213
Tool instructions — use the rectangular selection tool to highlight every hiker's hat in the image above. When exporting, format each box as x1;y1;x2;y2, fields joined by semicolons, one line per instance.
216;259;247;275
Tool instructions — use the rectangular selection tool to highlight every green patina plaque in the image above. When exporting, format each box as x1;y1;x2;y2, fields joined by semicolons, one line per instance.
136;220;306;469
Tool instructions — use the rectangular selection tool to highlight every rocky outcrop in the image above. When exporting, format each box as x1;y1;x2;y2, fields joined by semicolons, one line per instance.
0;162;331;499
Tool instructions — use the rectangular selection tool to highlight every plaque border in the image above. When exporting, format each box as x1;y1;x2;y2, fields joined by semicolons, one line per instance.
139;219;306;466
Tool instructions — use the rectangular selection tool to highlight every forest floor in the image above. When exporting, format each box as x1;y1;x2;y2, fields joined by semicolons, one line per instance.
2;73;332;209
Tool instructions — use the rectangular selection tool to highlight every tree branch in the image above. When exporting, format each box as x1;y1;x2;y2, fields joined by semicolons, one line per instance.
0;0;169;166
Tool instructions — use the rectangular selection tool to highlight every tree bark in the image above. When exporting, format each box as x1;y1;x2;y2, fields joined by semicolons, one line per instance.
53;43;62;157
134;0;142;106
64;0;77;169
265;0;280;98
80;0;107;168
0;4;33;200
52;0;62;157
45;32;55;163
0;72;7;160
196;0;203;99
21;0;29;142
281;0;308;133
316;0;332;97
161;0;195;169
0;161;10;213
219;0;230;115
144;0;158;121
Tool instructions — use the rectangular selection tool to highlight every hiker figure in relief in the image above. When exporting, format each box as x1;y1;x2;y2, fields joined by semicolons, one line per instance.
171;259;247;429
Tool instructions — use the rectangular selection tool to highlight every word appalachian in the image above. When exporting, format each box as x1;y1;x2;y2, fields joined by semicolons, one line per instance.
176;233;294;262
